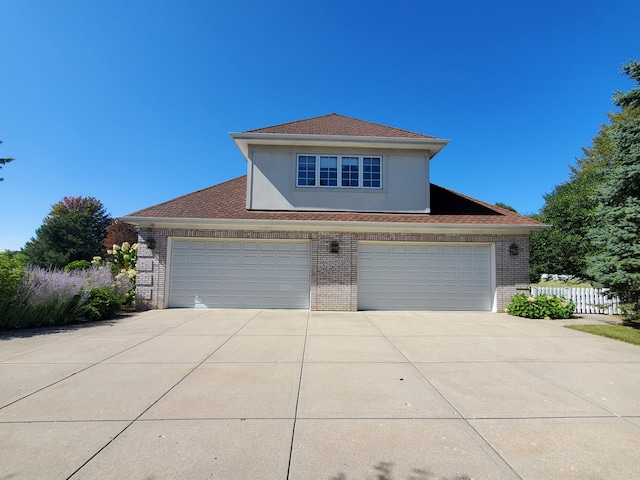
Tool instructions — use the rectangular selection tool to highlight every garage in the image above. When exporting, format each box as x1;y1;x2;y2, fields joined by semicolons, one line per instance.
168;239;311;308
357;242;493;311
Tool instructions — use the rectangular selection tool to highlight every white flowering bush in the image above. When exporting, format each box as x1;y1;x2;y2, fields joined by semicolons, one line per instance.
92;242;138;305
108;242;138;272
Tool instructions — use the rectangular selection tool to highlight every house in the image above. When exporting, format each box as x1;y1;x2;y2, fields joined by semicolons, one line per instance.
121;114;546;312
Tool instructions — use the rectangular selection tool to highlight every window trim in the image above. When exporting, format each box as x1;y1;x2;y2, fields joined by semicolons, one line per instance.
296;154;382;189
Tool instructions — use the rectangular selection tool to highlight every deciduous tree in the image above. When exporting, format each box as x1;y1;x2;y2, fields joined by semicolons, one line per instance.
103;219;139;251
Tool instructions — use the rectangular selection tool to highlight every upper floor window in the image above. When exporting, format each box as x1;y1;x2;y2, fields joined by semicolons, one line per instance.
297;155;316;186
363;157;381;188
319;156;338;186
297;155;382;189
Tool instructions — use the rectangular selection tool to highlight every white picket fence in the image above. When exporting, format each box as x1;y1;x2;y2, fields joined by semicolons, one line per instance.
530;286;621;315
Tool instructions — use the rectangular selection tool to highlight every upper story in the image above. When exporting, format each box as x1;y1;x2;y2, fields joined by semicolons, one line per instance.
230;114;449;214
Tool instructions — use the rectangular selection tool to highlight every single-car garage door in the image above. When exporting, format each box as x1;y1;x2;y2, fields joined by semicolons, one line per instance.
168;239;310;309
358;243;492;310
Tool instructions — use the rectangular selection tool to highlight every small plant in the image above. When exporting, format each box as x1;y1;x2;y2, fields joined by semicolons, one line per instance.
506;293;575;319
75;287;122;321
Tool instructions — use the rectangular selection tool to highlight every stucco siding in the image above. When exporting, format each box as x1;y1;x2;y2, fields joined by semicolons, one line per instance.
246;145;432;213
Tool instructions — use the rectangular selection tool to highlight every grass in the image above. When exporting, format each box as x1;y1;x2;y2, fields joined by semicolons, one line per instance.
565;323;640;346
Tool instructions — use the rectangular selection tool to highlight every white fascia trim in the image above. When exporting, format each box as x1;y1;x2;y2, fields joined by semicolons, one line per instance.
230;133;450;162
120;216;549;235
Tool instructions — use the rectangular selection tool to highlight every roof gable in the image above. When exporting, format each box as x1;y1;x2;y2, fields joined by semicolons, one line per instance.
245;113;435;139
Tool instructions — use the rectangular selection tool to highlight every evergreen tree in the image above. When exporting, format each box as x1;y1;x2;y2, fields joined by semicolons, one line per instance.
530;82;640;282
0;140;15;183
23;196;111;268
586;60;640;316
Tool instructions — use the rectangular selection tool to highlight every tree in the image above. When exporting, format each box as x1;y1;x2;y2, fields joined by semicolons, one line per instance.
494;202;517;212
23;196;111;268
529;81;640;282
103;219;139;251
586;59;640;317
0;140;15;183
529;174;598;281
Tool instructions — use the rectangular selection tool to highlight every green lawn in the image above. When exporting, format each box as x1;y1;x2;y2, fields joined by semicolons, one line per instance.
565;323;640;346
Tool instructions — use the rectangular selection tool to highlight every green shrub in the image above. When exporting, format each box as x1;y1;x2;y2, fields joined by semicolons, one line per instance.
75;287;121;321
2;291;82;329
64;259;91;271
0;250;26;297
0;251;27;325
506;293;575;319
0;266;129;330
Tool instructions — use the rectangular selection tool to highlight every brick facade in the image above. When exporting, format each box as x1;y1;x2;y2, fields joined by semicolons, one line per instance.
136;228;530;312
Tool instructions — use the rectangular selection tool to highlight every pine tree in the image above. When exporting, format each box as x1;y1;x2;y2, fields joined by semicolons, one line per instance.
0;140;15;183
586;60;640;317
23;196;111;269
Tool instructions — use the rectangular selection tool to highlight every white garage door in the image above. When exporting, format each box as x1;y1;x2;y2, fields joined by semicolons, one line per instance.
358;243;492;310
168;239;310;309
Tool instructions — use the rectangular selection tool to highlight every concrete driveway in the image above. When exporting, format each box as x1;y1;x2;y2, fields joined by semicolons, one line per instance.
1;310;639;479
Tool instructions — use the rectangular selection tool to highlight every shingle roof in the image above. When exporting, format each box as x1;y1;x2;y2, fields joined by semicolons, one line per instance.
125;176;544;227
245;113;435;139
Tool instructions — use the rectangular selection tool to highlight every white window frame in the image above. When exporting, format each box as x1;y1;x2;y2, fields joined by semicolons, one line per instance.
296;154;382;189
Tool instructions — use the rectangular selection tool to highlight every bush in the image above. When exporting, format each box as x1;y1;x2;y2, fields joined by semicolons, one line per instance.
94;242;138;306
0;250;26;297
0;265;132;330
75;287;122;321
620;303;640;322
64;259;92;271
506;293;575;319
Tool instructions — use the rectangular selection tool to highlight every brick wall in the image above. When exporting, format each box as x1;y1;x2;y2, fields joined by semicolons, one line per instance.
311;233;358;311
135;228;530;312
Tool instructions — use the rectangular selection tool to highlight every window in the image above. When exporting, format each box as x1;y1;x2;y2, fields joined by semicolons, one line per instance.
363;157;381;188
341;157;359;187
297;155;382;189
319;156;337;186
297;155;316;186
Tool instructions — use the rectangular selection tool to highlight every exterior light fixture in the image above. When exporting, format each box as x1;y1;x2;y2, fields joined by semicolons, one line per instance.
146;237;156;250
509;243;519;256
330;240;340;254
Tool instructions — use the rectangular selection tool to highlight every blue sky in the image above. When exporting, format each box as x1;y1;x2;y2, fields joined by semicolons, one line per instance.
1;1;638;251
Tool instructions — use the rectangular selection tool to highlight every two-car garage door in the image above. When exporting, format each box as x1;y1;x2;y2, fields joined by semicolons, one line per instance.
358;243;492;310
168;239;311;308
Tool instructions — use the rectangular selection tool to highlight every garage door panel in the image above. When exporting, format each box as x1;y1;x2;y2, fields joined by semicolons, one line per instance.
169;240;310;308
358;243;492;311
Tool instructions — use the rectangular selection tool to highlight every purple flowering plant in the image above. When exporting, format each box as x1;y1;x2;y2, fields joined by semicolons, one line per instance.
1;265;133;329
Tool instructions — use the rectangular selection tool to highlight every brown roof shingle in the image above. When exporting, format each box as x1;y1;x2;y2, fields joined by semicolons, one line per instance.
125;176;544;227
245;113;435;139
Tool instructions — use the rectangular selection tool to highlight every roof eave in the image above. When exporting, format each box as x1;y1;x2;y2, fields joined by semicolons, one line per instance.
229;132;450;162
120;216;548;235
